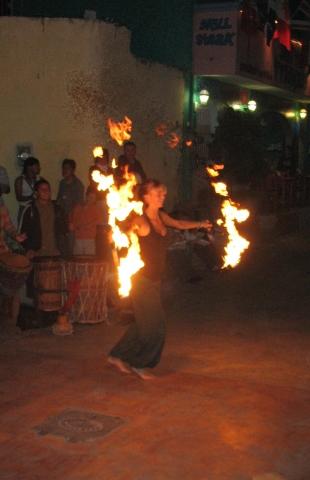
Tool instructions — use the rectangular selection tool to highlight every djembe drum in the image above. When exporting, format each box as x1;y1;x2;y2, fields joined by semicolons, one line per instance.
63;256;109;324
32;256;63;311
0;252;32;297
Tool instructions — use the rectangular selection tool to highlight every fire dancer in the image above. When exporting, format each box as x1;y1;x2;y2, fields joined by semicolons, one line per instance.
108;179;212;380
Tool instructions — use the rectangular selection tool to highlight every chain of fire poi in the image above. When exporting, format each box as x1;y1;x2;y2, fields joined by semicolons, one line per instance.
91;117;250;298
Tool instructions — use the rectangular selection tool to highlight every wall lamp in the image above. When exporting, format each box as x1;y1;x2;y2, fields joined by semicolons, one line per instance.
199;89;209;105
300;108;307;120
248;100;257;112
232;100;257;112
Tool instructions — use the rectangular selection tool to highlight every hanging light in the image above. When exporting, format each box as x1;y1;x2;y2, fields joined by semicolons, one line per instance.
199;89;209;105
248;100;257;112
300;108;307;120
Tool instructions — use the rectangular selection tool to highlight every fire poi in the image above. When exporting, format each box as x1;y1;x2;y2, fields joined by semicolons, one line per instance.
206;164;250;268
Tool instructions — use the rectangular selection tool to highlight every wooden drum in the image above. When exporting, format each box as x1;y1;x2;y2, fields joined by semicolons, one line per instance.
63;256;109;324
32;256;63;311
0;252;32;297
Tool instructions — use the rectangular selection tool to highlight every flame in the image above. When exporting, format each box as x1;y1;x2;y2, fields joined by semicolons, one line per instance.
118;231;144;297
155;121;182;149
206;166;250;268
111;158;117;169
93;146;104;158
107;116;132;146
211;182;229;197
186;140;193;147
166;133;181;149
91;171;114;192
155;123;169;136
92;168;144;297
220;199;250;268
206;164;224;177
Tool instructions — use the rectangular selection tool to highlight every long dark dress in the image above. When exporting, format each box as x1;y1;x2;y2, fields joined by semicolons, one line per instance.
109;214;170;369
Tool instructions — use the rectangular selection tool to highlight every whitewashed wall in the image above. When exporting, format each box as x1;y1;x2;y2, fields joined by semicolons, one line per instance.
0;16;185;222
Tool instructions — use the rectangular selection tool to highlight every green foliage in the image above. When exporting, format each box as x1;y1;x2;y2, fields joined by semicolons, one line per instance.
208;106;265;185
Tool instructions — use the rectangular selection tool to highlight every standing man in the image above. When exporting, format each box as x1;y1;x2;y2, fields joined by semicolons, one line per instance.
19;179;67;259
0;165;10;206
56;159;84;256
115;141;147;184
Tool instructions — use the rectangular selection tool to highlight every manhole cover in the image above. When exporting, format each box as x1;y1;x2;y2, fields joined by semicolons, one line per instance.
32;408;128;443
59;418;104;432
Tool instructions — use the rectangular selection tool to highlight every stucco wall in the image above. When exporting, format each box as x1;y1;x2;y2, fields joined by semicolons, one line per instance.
0;16;185;223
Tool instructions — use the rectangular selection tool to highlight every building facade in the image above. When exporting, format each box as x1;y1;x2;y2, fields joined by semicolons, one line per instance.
192;2;310;182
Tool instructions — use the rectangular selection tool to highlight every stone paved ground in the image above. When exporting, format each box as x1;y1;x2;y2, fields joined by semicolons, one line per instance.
1;217;310;479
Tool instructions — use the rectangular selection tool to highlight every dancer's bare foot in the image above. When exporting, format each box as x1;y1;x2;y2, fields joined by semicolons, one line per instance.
132;367;156;380
107;356;131;374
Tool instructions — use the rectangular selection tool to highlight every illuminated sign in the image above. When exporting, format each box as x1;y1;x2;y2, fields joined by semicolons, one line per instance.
196;17;236;46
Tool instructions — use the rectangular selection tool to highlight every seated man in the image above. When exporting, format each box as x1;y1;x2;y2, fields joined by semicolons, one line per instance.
70;186;105;255
18;179;67;315
19;179;67;259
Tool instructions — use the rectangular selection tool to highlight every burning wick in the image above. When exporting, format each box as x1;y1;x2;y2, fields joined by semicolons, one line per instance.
206;165;250;269
93;146;104;158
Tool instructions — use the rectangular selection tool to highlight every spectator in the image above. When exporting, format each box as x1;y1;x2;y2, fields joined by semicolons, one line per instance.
56;159;84;256
0;204;26;253
19;179;67;259
14;157;43;222
70;186;105;255
0;165;10;206
115;141;147;184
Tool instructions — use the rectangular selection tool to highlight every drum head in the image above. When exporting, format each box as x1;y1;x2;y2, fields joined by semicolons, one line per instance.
64;255;106;264
0;252;31;269
32;255;62;264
